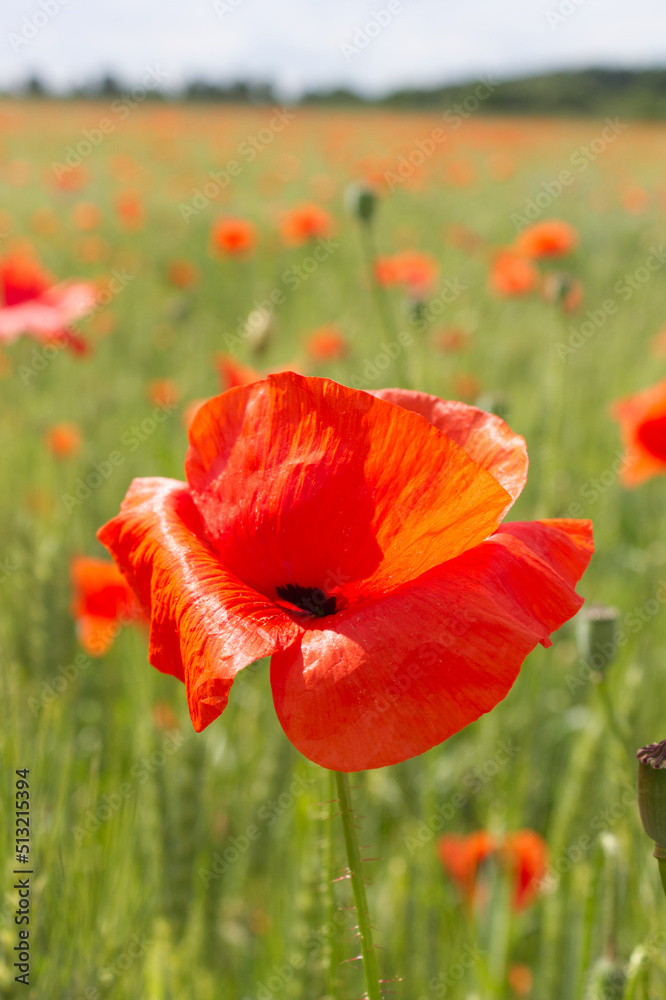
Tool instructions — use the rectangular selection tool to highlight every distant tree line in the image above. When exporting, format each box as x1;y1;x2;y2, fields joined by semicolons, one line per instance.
7;67;666;118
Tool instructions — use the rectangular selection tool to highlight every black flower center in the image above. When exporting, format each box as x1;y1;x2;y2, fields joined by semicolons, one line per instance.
276;583;337;618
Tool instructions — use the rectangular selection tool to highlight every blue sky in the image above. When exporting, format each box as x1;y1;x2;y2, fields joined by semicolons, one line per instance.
2;0;666;97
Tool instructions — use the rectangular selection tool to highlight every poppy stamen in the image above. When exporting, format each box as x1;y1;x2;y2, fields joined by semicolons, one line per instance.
276;584;337;618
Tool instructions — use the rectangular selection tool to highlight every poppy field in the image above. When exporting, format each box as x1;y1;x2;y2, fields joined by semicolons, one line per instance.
2;98;666;1000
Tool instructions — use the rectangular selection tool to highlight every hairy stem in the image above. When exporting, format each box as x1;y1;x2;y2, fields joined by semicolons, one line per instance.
334;771;381;1000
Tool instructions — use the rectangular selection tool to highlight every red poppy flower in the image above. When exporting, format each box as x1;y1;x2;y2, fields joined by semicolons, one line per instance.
374;251;438;298
306;324;348;362
211;217;257;257
116;190;144;230
0;250;95;349
513;220;578;259
611;378;666;485
280;203;333;247
166;259;200;289
147;378;180;409
489;251;538;297
70;556;144;656
45;422;82;458
438;828;547;911
216;354;262;390
72;202;103;231
98;375;593;771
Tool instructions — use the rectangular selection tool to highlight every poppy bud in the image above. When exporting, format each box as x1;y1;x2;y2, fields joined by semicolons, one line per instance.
576;604;619;675
637;741;666;873
243;307;273;355
542;272;583;313
344;183;378;224
583;957;626;1000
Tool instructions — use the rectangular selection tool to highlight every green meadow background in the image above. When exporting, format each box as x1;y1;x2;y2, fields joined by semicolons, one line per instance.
1;100;666;999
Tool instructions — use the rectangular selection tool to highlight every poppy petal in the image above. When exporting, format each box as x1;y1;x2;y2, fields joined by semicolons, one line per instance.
97;477;302;731
270;518;593;771
185;373;511;607
372;389;528;505
0;282;95;342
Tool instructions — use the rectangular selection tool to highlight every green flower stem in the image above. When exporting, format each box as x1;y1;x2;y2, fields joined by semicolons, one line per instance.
659;858;666;901
334;771;382;1000
357;222;407;386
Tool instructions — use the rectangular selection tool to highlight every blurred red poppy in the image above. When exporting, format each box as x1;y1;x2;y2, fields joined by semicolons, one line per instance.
116;191;145;230
0;249;95;350
45;422;82;458
147;378;180;408
438;828;547;911
211;217;257;257
489;251;538;297
98;375;592;771
611;378;666;485
70;556;144;656
216;354;262;390
72;202;103;231
167;259;200;289
306;324;348;361
513;220;578;258
280;203;333;246
374;250;438;297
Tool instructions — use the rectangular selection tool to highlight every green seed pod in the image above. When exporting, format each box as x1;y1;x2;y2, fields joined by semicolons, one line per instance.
637;741;666;856
584;957;627;1000
576;605;619;675
344;183;378;224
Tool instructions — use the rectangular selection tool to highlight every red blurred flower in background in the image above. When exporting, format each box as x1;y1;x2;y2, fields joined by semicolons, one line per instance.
280;203;333;246
489;251;538;298
611;378;666;485
211;217;257;257
0;249;95;351
513;219;578;259
216;353;262;390
116;190;145;230
306;324;348;362
374;250;438;298
438;829;547;911
166;259;200;289
70;556;144;656
45;422;82;458
98;374;592;771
